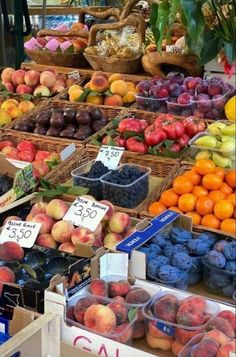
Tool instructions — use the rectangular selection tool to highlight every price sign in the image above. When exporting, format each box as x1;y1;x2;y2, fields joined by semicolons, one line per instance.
68;70;80;81
95;145;124;170
63;197;109;232
0;220;42;248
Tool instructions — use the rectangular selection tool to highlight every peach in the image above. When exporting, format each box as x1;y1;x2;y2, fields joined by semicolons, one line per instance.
181;296;206;311
35;234;57;249
177;303;205;327
1;146;19;159
108;280;131;298
123;91;136;104
205;330;230;346
86;94;104;105
24;70;40;86
46;199;68;220
0;242;24;262
30;202;48;217
51;220;74;243
217;311;236;332
92;71;109;80
2;81;14;92
100;200;115;221
31;213;55;234
33;85;51;97
90;75;109;93
175;328;204;345
7;106;23;119
103;233;124;249
45;67;58;76
206;317;235;338
125;288;151;305
108;300;128;324
1;99;17;110
25;213;34;221
172;341;184;356
11;69;26;85
58;242;75;254
0;266;15;296
84;82;91;90
18;100;35;113
146;332;173;350
3;216;21;225
40;71;56;88
133;321;145;339
16;83;33;94
148;321;173;340
93;223;103;236
216;340;236;357
89;278;108;297
1;67;15;82
108;212;131;234
191;338;219;357
0;110;12;126
51;83;65;93
104;94;123;107
71;227;95;246
110;80;128;96
108;73;123;85
69;88;84;102
66;306;75;321
153;294;180;323
84;304;116;334
74;296;98;324
114;322;133;343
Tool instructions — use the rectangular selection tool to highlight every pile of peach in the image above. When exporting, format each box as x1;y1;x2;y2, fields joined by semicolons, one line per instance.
67;71;137;107
5;198;134;253
0;98;35;126
67;278;151;341
149;159;236;234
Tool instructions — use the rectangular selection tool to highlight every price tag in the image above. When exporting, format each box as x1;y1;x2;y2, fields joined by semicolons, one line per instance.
68;70;80;81
95;145;124;170
60;143;76;161
63;197;109;232
0;220;42;248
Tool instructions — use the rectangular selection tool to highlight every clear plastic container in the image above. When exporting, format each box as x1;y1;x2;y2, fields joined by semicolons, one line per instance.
178;333;205;357
136;95;168;113
166;100;193;117
71;160;110;201
147;268;190;291
101;164;151;208
66;292;137;345
202;257;236;297
142;290;220;351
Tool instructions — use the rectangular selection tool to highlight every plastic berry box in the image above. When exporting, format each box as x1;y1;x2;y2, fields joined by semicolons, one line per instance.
166;100;193;117
136;95;168;113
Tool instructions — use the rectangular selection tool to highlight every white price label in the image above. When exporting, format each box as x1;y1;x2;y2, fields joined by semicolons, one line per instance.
95;145;124;170
68;70;80;81
63;197;109;232
0;220;42;248
60;143;76;161
230;353;236;357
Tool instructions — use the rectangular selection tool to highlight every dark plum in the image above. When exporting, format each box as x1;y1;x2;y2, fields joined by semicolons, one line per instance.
46;127;61;137
34;126;47;135
63;108;76;123
60;129;75;138
76;110;92;125
36;112;51;126
88;107;103;121
74;126;93;140
50;112;65;129
91;120;106;132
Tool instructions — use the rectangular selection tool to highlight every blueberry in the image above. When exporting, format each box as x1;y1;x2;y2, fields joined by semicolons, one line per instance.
225;261;236;272
223;242;236;260
206;250;226;269
170;227;192;244
172;252;192;270
198;232;218;246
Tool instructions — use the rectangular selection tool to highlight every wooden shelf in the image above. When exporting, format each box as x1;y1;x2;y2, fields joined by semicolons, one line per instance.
28;6;111;16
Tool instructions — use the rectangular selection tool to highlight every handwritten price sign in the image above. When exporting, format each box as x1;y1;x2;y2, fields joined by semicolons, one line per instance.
0;220;42;248
95;145;124;170
63;197;109;231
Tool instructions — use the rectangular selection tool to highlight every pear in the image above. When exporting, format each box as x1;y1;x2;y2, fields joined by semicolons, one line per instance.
212;152;232;168
220;140;235;158
195;135;218;148
221;135;235;143
195;150;212;160
220;123;236;137
208;122;226;135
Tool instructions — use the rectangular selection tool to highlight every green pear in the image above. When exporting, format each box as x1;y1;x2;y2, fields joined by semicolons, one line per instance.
212;152;232;168
220;123;236;137
220;141;235;158
208;122;226;135
195;150;212;160
195;135;218;148
221;135;235;143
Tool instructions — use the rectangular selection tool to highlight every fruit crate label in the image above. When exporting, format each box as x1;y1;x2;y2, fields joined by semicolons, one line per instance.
63;197;109;232
0;220;42;248
95;145;124;170
6;159;30;169
68;70;80;81
156;322;175;337
60;143;76;161
116;210;180;254
13;164;38;198
100;253;129;279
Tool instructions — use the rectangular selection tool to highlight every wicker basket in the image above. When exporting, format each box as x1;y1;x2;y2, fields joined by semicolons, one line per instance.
47;146;179;217
84;13;145;74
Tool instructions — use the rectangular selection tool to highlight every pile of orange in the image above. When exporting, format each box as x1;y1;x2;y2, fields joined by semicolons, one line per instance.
148;159;236;234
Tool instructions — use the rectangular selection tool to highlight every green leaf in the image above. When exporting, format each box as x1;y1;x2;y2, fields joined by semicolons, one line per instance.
123;131;142;139
111;117;122;129
199;31;223;65
90;138;102;147
89;90;104;97
21;94;33;100
66;186;89;196
166;0;181;42
128;308;138;323
150;2;159;45
21;264;37;279
104;89;112;97
39;178;51;190
163;139;175;148
77;88;90;102
156;1;171;51
148;146;154;154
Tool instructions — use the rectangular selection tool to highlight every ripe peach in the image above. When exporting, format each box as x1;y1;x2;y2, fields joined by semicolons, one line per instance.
40;71;56;88
51;220;74;243
216;340;236;357
45;67;58;76
69;88;84;102
108;300;128;324
90;75;109;93
191;338;219;357
68;84;82;96
30;202;48;217
217;311;236;332
177;303;205;327
110;80;128;97
58;242;75;254
148;321;173;340
92;71;109;80
1;146;19;159
103;233;124;249
172;341;184;356
175;328;203;345
133;321;145;339
146;332;173;350
71;228;95;246
7;106;23;119
123;91;136;104
205;330;230;346
153;294;179;323
108;212;131;234
125;287;151;304
3;216;21;225
2;81;14;92
84;304;116;334
1;99;18;110
18;100;35;113
89;279;108;297
51;82;65;93
24;70;40;86
0;242;24;262
35;234;57;249
114;322;133;343
0;266;15;296
11;69;26;85
181;296;206;311
108;73;123;85
1;67;15;82
86;94;104;105
46;199;68;220
33;85;51;97
100;200;115;221
104;94;123;107
31;213;55;234
206;317;235;338
74;296;98;324
108;280;131;298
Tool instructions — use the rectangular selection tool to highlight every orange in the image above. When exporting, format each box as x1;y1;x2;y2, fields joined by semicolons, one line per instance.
208;190;226;203
173;176;193;195
225;170;236;188
215;167;225;179
183;170;201;186
185;211;201;225
196;196;215;216
178;193;197;212
214;200;234;220
195;159;215;175
220;182;233;196
220;218;236;234
169;207;182;213
202;174;223;190
160;189;179;207
192;185;208;198
148;202;166;215
227;193;236;207
201;214;220;229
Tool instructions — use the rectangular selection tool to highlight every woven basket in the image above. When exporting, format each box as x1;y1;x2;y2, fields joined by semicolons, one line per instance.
0;93;45;106
46;146;179;217
84;13;145;74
